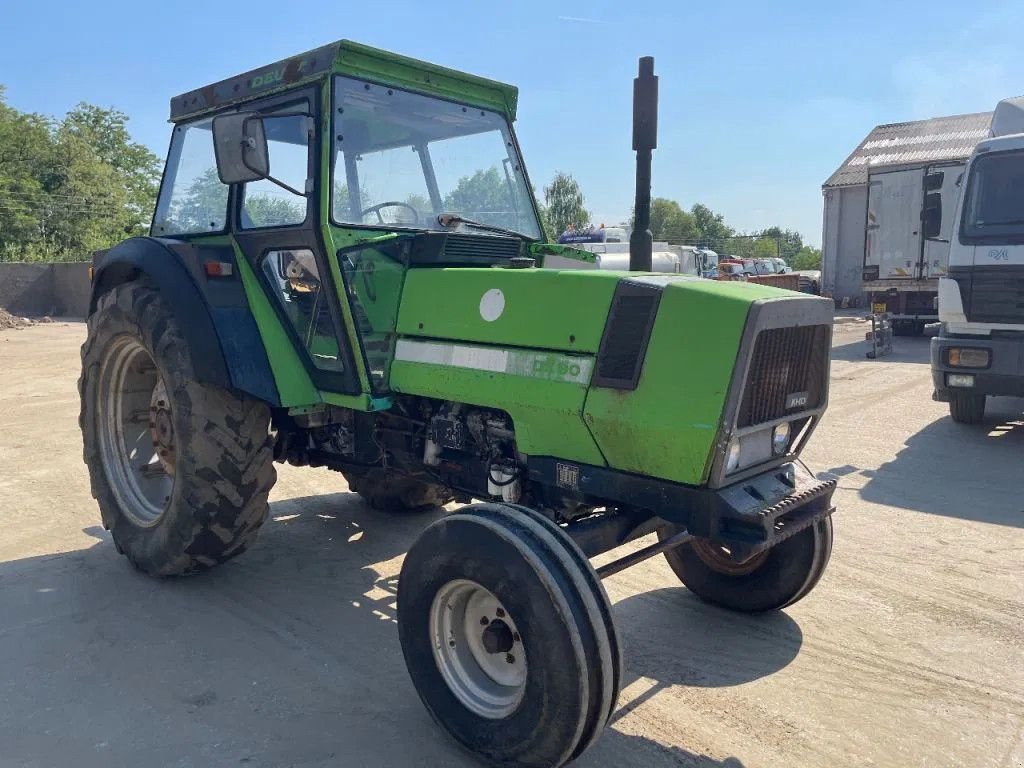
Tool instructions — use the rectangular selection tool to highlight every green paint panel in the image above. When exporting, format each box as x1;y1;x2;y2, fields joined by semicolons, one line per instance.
390;359;606;465
397;268;621;353
335;40;519;119
583;280;760;485
232;244;321;407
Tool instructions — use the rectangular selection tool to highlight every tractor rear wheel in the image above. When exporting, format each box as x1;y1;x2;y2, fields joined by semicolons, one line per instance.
658;517;833;613
343;468;452;512
79;282;276;576
397;503;620;767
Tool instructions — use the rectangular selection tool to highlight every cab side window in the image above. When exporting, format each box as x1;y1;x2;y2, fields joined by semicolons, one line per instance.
153;118;229;236
241;111;311;229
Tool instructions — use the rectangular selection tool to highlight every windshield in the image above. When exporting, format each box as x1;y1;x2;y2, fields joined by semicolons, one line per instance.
331;76;541;239
962;149;1024;242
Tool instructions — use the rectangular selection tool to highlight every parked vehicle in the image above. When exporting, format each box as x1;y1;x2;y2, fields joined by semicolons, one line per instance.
862;161;965;335
932;97;1024;423
78;41;837;767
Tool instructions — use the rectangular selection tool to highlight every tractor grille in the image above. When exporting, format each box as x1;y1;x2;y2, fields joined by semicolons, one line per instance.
737;325;830;427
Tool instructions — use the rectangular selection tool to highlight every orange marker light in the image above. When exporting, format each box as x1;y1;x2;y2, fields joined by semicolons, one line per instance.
203;261;233;278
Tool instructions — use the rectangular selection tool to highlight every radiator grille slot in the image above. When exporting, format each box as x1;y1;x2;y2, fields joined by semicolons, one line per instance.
969;269;1024;324
738;325;830;427
442;234;521;261
593;282;662;390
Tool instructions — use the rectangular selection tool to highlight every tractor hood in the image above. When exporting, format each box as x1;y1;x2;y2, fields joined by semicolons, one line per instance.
395;268;621;353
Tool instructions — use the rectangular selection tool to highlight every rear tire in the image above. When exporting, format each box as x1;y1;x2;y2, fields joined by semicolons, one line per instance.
397;503;620;767
658;517;833;613
79;282;276;576
343;467;452;512
949;393;986;424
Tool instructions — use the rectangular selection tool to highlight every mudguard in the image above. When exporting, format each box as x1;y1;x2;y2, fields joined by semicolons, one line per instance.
90;237;279;406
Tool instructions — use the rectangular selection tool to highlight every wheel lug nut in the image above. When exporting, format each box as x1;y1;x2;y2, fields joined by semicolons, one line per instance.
448;640;455;648
513;632;520;643
505;653;515;664
479;617;489;625
496;607;505;618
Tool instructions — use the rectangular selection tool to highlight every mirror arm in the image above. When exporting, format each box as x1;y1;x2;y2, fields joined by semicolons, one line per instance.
261;173;308;198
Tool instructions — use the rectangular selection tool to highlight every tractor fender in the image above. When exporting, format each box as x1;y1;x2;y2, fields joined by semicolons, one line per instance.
90;237;280;406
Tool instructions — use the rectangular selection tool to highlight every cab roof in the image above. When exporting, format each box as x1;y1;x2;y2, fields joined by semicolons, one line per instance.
169;40;519;123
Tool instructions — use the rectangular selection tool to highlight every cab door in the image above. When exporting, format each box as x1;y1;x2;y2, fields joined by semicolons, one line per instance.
229;87;361;396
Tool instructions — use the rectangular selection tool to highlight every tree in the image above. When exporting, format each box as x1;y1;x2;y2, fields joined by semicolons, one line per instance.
758;226;803;261
0;89;161;260
645;198;697;242
791;245;822;270
543;172;589;236
690;203;733;249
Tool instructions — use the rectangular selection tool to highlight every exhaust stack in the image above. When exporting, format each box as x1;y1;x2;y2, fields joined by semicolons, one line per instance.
629;56;658;272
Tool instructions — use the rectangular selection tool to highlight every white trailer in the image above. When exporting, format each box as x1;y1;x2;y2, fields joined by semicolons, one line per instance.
862;162;964;334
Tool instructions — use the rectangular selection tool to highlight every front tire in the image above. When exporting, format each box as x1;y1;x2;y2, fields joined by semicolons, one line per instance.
79;282;276;576
949;393;986;424
397;503;620;767
658;517;833;613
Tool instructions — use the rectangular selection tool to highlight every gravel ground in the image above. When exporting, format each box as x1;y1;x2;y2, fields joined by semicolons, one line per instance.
0;321;1021;768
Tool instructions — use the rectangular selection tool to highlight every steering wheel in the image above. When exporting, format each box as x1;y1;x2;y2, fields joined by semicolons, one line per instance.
360;201;420;226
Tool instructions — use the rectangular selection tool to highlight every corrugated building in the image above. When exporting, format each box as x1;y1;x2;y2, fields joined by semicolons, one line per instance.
821;111;991;302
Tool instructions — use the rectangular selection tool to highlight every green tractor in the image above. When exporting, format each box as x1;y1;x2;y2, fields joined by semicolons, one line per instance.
79;40;836;767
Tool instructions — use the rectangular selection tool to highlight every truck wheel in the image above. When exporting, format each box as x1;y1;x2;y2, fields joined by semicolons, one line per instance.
398;503;620;767
658;517;833;613
949;393;986;424
343;468;452;512
79;282;276;576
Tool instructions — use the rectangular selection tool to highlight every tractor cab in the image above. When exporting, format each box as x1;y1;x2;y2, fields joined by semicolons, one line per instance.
149;40;549;408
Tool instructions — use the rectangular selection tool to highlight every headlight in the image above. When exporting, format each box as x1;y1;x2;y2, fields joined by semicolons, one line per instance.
725;439;741;473
948;348;990;368
772;422;791;455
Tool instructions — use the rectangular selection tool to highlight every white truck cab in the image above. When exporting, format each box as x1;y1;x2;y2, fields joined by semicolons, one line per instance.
931;97;1024;423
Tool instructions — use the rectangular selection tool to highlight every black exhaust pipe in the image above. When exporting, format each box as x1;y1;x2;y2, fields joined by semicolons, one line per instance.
629;56;658;272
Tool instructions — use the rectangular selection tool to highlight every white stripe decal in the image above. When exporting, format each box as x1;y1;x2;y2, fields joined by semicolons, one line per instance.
394;339;593;384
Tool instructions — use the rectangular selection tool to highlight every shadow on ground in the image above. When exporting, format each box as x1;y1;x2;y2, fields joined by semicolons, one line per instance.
0;491;758;767
820;396;1024;527
830;333;932;364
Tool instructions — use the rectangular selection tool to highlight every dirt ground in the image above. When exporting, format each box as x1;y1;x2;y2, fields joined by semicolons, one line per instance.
0;321;1022;768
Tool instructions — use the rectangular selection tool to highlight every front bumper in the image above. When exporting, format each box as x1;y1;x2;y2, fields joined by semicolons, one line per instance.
529;457;836;560
931;334;1024;400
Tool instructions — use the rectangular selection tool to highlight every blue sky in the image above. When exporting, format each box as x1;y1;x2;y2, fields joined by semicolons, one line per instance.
3;0;1023;246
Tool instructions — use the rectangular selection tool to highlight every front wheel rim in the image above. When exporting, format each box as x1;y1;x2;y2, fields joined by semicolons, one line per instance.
429;579;527;719
97;336;174;526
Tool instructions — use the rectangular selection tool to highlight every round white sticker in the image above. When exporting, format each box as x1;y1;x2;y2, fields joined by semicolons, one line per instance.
479;288;505;322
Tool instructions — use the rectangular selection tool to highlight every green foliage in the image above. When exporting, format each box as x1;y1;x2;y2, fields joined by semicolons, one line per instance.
647;198;698;241
0;87;159;262
543;172;589;236
791;245;822;270
690;203;734;247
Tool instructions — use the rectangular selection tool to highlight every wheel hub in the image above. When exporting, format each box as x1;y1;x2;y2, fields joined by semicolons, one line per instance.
149;379;176;475
97;337;174;526
691;537;769;576
430;579;527;719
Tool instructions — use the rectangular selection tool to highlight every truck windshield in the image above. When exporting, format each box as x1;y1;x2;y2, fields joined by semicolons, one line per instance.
331;76;541;239
962;150;1024;241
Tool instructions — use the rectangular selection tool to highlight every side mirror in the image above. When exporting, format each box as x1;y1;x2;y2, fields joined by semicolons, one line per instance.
922;192;942;238
923;171;945;192
212;112;269;184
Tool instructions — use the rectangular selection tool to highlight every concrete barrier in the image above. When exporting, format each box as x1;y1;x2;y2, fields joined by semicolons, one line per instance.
0;262;92;318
